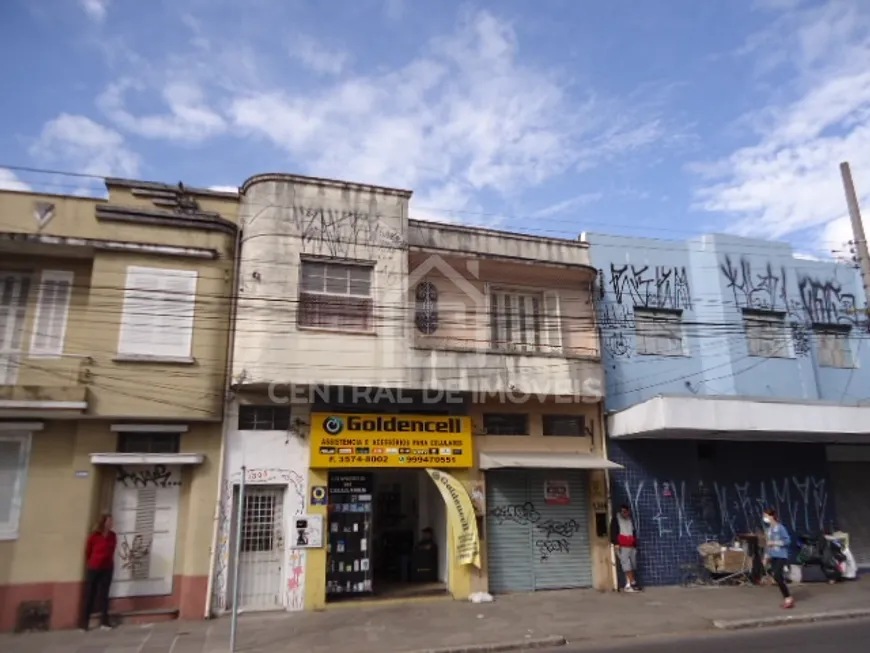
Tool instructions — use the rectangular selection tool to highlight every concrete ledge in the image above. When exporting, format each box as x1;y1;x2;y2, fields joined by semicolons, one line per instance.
411;635;566;653
713;608;870;630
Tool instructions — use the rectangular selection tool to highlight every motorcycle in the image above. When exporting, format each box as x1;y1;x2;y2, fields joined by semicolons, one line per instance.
795;533;848;582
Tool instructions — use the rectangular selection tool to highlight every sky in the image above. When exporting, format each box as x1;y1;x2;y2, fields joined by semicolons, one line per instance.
1;0;869;259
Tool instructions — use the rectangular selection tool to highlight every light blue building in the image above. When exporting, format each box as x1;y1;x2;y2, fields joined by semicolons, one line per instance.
582;232;870;586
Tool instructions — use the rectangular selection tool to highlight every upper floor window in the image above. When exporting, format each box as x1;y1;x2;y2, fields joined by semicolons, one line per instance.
299;260;373;332
815;325;853;369
490;288;562;354
482;413;528;436
542;414;588;437
0;272;31;385
238;405;292;431
30;269;73;359
415;281;439;335
743;309;791;358
634;308;684;357
118;266;198;360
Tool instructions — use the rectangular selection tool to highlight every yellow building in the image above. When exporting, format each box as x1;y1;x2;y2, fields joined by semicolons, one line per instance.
0;179;239;632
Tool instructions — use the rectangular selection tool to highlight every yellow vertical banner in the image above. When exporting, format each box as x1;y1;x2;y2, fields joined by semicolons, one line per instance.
426;469;481;568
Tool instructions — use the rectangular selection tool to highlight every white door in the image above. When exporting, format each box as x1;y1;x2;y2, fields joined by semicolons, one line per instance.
110;465;182;598
0;273;31;385
236;486;284;611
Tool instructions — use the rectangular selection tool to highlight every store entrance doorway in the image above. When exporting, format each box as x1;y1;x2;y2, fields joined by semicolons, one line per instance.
326;469;448;602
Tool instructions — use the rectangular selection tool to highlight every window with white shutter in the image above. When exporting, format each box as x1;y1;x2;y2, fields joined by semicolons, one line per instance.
29;270;73;358
0;272;31;385
0;432;32;540
117;267;198;360
489;287;563;354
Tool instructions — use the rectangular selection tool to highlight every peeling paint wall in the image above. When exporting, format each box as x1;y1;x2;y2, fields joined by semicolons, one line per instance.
211;402;310;613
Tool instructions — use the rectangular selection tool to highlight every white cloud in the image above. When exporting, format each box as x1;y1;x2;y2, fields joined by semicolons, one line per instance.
532;193;603;218
229;10;663;215
0;168;31;192
288;35;349;76
693;0;870;248
80;0;110;22
97;79;226;142
30;113;140;178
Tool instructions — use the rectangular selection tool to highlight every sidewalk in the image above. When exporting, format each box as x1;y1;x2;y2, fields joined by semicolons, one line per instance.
3;580;868;653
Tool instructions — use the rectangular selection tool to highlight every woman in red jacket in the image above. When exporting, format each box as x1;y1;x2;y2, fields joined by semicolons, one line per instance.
80;514;117;631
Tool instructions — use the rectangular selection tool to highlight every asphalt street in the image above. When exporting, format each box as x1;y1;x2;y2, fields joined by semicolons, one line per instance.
551;618;870;652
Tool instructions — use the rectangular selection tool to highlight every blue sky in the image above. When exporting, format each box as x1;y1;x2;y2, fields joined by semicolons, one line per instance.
1;0;869;257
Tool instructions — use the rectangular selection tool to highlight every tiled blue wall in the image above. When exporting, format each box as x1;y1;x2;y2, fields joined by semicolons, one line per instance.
608;439;835;586
583;232;870;412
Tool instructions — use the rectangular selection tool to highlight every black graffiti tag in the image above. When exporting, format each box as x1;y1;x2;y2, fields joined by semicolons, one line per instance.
536;518;583;539
491;502;541;525
536;538;570;559
116;465;175;488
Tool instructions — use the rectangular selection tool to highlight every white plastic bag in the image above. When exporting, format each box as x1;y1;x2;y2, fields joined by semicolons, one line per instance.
469;591;494;603
788;565;802;584
842;548;858;580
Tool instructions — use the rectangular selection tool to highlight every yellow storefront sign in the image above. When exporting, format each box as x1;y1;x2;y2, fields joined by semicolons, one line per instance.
426;469;481;568
309;413;473;469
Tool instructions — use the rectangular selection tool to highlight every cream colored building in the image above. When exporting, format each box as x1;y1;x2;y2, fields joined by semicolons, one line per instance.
0;180;238;632
212;173;617;618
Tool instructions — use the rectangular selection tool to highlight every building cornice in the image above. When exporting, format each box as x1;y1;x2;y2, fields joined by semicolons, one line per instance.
240;172;414;198
96;204;238;236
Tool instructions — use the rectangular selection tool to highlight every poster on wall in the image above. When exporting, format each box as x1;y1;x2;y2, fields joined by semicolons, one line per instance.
467;480;486;516
544;480;570;505
293;515;323;548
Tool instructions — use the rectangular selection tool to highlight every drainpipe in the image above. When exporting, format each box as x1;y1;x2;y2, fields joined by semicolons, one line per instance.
203;224;243;619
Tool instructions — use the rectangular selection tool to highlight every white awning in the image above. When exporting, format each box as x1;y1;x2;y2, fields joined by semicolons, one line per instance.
479;451;623;470
89;453;205;465
608;395;870;442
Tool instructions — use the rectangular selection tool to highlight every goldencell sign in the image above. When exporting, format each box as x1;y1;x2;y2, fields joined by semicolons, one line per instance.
310;413;473;469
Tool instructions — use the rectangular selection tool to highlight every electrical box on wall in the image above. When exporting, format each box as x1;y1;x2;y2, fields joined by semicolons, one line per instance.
292;514;324;549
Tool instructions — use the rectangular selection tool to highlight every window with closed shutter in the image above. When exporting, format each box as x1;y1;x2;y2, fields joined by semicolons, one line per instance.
118;267;198;359
0;432;32;540
489;288;562;354
0;272;31;385
30;270;74;358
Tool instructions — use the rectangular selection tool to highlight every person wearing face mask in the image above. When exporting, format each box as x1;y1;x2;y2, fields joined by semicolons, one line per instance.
762;508;794;609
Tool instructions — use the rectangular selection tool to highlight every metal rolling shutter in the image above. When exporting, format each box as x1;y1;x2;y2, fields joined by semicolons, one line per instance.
486;469;593;593
830;462;870;568
487;471;533;592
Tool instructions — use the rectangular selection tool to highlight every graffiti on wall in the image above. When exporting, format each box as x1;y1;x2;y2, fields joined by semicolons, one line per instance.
620;475;830;544
599;264;692;358
211;466;307;614
289;206;403;260
719;256;866;357
490;502;586;562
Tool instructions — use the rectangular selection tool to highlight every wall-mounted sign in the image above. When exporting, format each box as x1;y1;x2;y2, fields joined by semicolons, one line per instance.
293;514;323;549
544;480;570;505
310;413;473;469
310;485;328;506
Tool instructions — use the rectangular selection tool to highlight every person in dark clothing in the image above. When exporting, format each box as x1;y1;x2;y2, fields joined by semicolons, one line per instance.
763;508;794;609
610;504;640;592
80;514;117;631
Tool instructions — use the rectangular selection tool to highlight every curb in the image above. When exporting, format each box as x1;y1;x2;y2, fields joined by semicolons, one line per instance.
410;635;567;653
713;608;870;630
